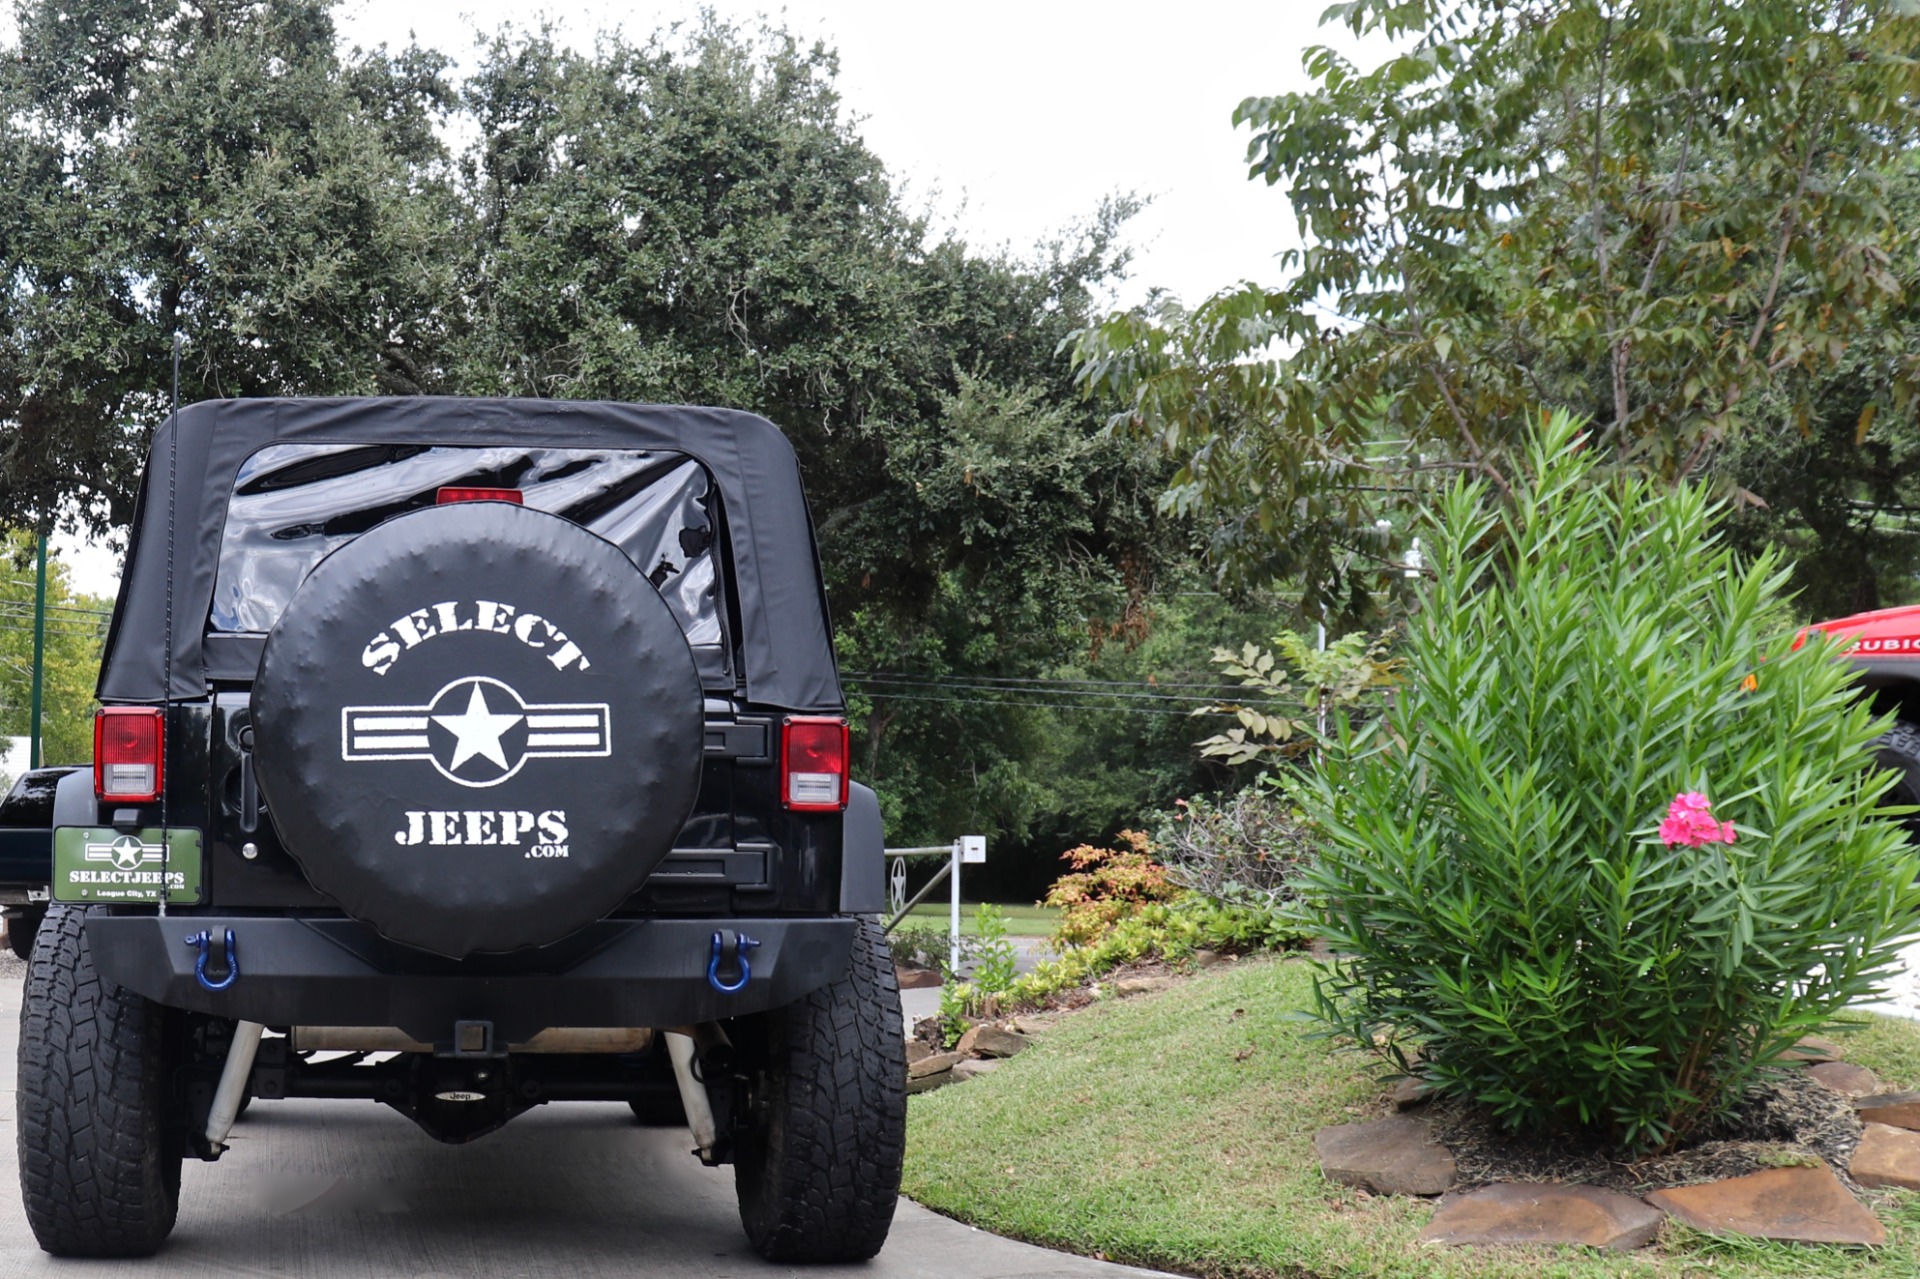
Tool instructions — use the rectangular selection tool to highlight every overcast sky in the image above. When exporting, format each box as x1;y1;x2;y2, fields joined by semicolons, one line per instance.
56;0;1383;596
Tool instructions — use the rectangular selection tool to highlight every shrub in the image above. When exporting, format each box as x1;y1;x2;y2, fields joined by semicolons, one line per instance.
1197;631;1398;767
950;896;1310;1019
1291;413;1920;1153
1157;788;1316;911
887;923;980;979
1043;830;1180;948
969;904;1018;995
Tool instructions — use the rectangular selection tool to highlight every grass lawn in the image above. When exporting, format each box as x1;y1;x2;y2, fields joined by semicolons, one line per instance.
898;901;1058;937
904;955;1920;1279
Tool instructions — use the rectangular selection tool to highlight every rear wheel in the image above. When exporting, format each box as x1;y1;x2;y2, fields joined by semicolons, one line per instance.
16;905;183;1257
733;916;906;1263
1876;719;1920;840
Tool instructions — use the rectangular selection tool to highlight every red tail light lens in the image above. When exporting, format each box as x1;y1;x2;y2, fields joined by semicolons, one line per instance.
95;707;165;802
436;487;523;505
781;716;849;811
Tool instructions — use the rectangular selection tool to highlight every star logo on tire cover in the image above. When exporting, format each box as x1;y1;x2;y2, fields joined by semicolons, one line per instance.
341;675;611;788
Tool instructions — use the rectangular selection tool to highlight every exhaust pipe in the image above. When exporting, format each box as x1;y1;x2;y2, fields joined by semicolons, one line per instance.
665;1030;719;1163
205;1020;265;1153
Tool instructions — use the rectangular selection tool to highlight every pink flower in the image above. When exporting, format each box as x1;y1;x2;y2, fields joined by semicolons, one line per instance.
1659;792;1737;848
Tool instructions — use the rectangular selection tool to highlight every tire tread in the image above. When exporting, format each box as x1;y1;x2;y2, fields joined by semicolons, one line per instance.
736;915;907;1262
16;905;180;1257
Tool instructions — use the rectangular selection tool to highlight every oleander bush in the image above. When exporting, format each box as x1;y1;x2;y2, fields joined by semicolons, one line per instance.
1291;413;1920;1153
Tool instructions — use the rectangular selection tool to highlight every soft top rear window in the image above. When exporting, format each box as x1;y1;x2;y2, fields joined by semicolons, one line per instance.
212;444;727;671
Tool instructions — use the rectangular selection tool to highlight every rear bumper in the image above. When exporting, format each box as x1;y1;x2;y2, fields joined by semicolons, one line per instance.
86;912;856;1046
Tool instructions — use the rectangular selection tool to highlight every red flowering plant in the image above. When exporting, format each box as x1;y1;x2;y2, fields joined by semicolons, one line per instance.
1291;414;1920;1154
1657;792;1736;848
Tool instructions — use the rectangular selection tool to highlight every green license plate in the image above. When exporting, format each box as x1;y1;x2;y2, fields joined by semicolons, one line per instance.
52;827;204;905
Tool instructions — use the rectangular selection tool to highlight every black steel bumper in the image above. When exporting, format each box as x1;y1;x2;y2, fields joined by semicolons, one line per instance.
86;912;856;1046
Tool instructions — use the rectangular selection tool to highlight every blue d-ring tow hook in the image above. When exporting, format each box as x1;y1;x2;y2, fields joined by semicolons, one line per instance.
185;928;239;992
707;930;761;995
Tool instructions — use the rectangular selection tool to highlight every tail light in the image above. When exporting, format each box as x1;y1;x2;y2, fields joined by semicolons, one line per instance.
437;487;523;505
95;707;165;802
781;716;849;811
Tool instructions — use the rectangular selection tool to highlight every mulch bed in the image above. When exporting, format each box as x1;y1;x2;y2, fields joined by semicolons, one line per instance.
1423;1068;1869;1195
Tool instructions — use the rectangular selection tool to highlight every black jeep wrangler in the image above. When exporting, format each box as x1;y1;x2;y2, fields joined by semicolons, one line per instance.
18;398;905;1260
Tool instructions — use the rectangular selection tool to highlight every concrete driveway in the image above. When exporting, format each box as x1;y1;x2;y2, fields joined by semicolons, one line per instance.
0;959;1169;1279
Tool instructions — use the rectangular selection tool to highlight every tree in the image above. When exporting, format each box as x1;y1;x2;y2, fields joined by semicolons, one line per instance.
1072;0;1920;604
446;21;1199;862
0;0;458;536
0;7;1213;871
1718;161;1920;618
0;535;108;765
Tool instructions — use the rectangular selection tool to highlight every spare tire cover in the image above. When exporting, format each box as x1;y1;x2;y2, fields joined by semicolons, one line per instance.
251;501;704;957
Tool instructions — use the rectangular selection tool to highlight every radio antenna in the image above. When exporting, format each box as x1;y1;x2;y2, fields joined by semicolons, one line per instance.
158;332;181;917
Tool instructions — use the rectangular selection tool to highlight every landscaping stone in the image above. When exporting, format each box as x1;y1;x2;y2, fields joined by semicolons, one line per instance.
908;1051;965;1080
1852;1122;1920;1192
1780;1035;1845;1064
1418;1183;1664;1252
895;965;943;991
1855;1090;1920;1130
906;1069;954;1095
1116;976;1176;998
1314;1114;1456;1197
969;1026;1030;1059
1644;1165;1885;1247
904;1041;935;1066
953;1058;1003;1082
953;1025;982;1057
1806;1062;1880;1098
1390;1077;1433;1110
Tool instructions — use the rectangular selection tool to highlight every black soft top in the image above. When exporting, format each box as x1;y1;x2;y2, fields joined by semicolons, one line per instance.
98;397;843;712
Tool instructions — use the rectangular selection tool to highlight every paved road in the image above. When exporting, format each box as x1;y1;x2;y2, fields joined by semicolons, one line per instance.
0;966;1168;1279
1864;937;1920;1022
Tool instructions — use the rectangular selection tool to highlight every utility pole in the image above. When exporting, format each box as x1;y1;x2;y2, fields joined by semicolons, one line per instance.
28;533;47;768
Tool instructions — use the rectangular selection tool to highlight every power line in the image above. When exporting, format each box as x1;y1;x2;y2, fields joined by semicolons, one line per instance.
843;668;1259;692
849;689;1235;717
846;677;1256;708
0;600;115;619
842;670;1268;695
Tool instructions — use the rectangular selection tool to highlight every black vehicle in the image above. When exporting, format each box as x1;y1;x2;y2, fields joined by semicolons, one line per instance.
18;398;904;1261
0;766;84;958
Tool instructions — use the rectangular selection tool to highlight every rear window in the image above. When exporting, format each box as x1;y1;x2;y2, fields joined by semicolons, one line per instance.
211;444;728;672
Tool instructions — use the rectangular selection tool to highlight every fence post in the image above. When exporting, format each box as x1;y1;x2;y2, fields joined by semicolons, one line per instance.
28;533;47;769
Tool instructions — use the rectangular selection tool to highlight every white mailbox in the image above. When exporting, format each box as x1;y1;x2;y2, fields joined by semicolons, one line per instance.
957;834;986;864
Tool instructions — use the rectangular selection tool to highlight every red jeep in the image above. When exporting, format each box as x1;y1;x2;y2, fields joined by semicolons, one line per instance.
1808;605;1920;813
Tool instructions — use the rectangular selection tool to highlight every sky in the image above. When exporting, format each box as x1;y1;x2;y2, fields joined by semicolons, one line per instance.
54;0;1387;597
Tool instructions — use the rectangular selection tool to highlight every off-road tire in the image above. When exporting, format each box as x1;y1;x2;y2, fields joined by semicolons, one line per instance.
17;906;182;1257
734;915;906;1263
1876;719;1920;829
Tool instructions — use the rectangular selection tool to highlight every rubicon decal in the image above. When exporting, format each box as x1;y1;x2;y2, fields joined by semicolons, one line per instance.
1853;637;1920;653
342;675;611;788
360;599;591;675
